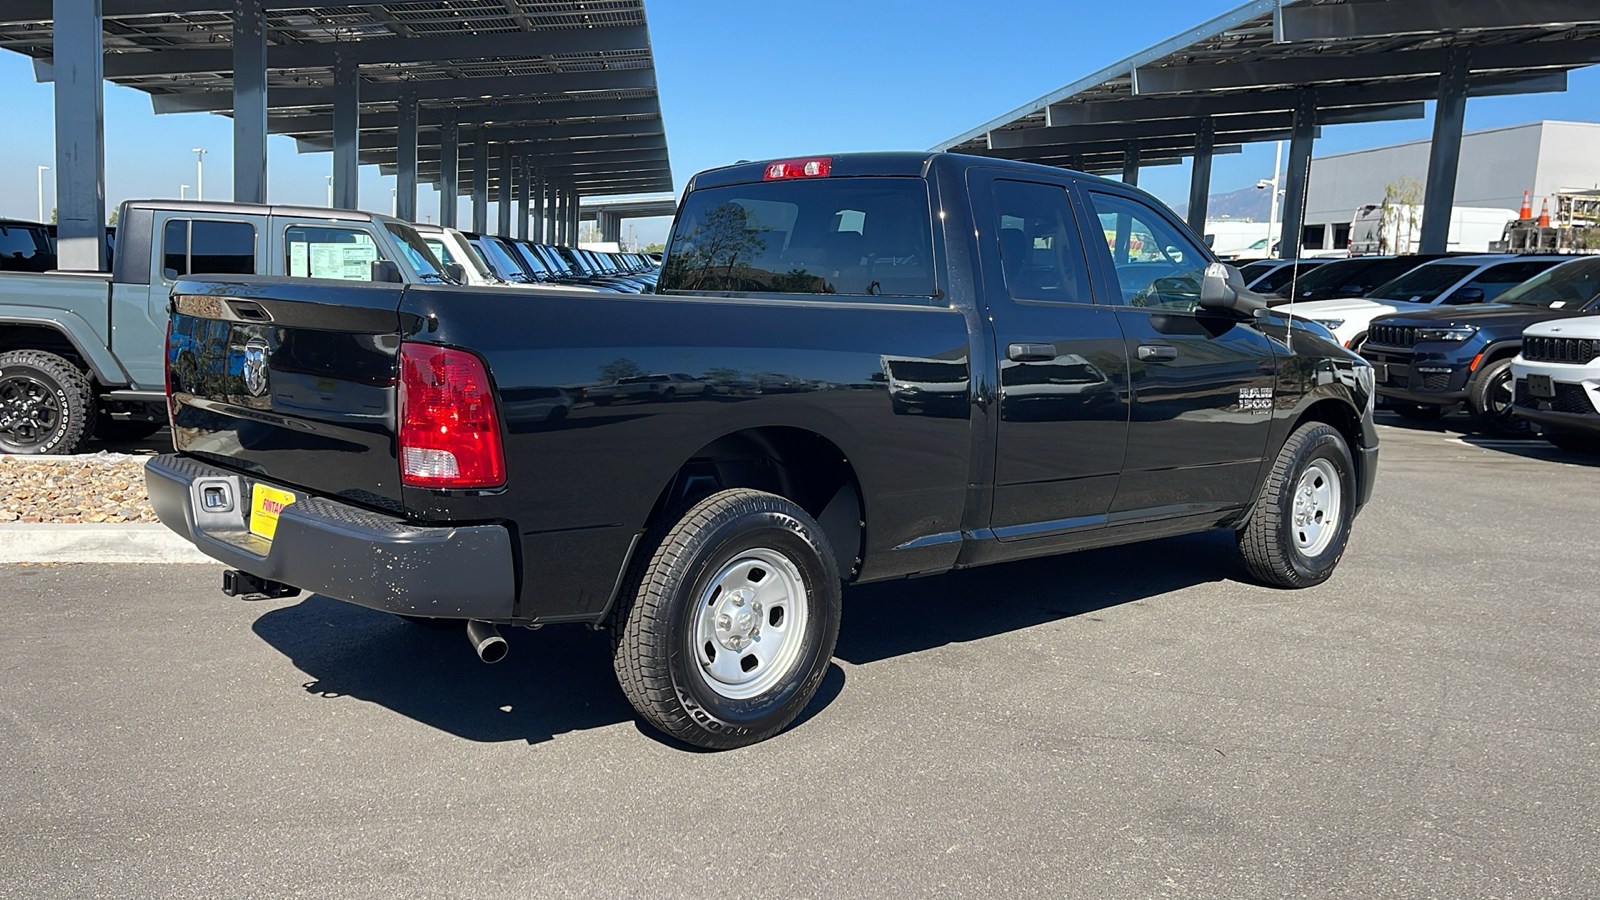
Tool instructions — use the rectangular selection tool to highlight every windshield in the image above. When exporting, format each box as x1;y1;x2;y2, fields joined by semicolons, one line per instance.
385;223;446;281
1252;261;1328;294
1497;257;1600;309
1366;264;1477;303
508;242;552;280
473;236;531;282
1238;261;1276;282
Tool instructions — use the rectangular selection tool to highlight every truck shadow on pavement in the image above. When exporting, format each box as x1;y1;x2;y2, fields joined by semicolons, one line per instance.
834;529;1240;664
250;529;1240;746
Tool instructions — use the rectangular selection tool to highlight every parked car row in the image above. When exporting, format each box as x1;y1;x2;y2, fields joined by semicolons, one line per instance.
1232;249;1600;449
1354;256;1600;446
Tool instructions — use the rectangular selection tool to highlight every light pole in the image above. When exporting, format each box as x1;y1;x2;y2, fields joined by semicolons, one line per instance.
36;165;49;223
180;184;190;200
1256;141;1285;258
192;148;207;201
326;175;334;208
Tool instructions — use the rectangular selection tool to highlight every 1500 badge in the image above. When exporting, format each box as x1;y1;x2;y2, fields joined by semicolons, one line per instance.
1239;386;1274;413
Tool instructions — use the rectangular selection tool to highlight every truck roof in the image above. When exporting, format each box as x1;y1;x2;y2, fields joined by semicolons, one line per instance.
120;198;406;226
686;151;1125;191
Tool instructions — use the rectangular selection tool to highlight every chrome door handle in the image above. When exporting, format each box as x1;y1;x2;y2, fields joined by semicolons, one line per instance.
1137;344;1178;362
1007;342;1057;362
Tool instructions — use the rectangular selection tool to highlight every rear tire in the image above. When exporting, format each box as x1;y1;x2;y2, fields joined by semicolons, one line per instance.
1468;357;1529;437
1238;422;1356;588
611;489;841;750
0;349;95;455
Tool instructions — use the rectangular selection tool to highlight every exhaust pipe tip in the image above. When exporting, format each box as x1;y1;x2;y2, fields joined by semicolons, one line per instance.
466;619;508;664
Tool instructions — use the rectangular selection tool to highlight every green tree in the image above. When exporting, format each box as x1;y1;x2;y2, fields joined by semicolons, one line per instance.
644;242;666;254
108;207;119;227
1380;176;1424;254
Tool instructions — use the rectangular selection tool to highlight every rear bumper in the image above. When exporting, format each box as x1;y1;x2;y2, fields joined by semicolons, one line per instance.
145;454;516;621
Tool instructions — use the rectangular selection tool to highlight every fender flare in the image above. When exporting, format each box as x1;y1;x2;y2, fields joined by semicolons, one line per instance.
0;308;130;387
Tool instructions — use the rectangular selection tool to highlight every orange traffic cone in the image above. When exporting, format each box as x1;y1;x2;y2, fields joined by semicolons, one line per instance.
1519;190;1533;220
1537;199;1551;228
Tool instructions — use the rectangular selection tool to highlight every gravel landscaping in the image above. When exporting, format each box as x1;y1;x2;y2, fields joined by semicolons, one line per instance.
0;453;158;524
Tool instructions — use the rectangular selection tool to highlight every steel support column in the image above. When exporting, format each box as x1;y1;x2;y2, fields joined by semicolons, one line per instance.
438;114;459;227
1122;140;1141;186
231;0;267;204
1420;50;1470;255
331;53;359;210
552;188;564;244
1279;93;1317;259
1186;118;1215;235
571;190;581;245
395;87;418;222
515;157;530;240
533;170;545;243
471;138;489;233
496;143;513;237
52;0;107;270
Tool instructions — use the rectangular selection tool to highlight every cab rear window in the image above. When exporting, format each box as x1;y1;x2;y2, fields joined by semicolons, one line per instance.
660;178;935;299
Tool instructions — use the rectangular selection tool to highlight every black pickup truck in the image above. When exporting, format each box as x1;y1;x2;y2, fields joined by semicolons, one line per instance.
147;153;1378;749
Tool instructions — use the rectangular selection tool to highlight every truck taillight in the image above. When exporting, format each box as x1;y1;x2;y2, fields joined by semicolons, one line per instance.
398;343;505;490
764;157;832;180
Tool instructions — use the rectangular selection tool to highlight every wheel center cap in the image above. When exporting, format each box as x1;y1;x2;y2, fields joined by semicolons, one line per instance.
712;588;762;650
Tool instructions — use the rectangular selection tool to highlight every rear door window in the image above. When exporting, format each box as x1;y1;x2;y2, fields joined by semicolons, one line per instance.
989;179;1092;304
661;177;935;299
286;225;386;281
1366;264;1476;303
162;219;256;280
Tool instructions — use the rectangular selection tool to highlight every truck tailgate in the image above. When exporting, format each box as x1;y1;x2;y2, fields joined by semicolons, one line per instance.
167;277;410;512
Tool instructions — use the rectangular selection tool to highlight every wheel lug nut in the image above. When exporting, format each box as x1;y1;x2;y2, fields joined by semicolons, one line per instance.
732;596;744;607
717;614;731;629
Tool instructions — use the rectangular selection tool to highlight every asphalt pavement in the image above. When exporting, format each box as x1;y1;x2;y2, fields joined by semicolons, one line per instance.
3;415;1598;899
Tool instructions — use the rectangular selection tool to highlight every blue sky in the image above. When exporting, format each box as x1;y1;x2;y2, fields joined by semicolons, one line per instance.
2;0;1598;245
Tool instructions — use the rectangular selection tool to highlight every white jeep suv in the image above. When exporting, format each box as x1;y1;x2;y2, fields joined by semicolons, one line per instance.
1511;315;1600;452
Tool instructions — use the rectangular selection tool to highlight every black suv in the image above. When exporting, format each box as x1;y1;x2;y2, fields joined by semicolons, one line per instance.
1361;256;1600;433
1264;254;1449;305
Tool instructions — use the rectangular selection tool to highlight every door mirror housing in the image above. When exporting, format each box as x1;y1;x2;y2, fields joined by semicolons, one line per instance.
1446;287;1486;304
1198;262;1267;316
444;262;468;284
371;259;404;284
1335;284;1364;298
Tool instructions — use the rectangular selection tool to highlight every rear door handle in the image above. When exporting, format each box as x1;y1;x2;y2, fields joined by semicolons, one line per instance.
1137;344;1178;362
1007;342;1057;362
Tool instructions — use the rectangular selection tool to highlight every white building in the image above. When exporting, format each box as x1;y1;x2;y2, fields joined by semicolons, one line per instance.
1298;120;1600;251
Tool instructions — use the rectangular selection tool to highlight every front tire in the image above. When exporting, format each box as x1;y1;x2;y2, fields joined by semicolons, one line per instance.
611;489;841;750
1238;422;1356;588
0;349;95;455
1468;358;1529;437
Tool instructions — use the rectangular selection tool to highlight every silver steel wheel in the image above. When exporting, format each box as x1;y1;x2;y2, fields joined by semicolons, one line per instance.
692;547;810;701
1291;458;1343;557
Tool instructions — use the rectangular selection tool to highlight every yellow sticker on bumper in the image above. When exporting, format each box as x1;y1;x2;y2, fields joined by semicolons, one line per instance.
249;484;297;541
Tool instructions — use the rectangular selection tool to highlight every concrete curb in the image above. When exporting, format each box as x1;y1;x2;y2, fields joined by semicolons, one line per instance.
0;524;217;565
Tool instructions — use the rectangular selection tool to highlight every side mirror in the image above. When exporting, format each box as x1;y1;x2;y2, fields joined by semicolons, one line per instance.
1198;262;1267;316
370;259;404;284
1336;284;1364;298
1447;287;1486;304
444;262;467;284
